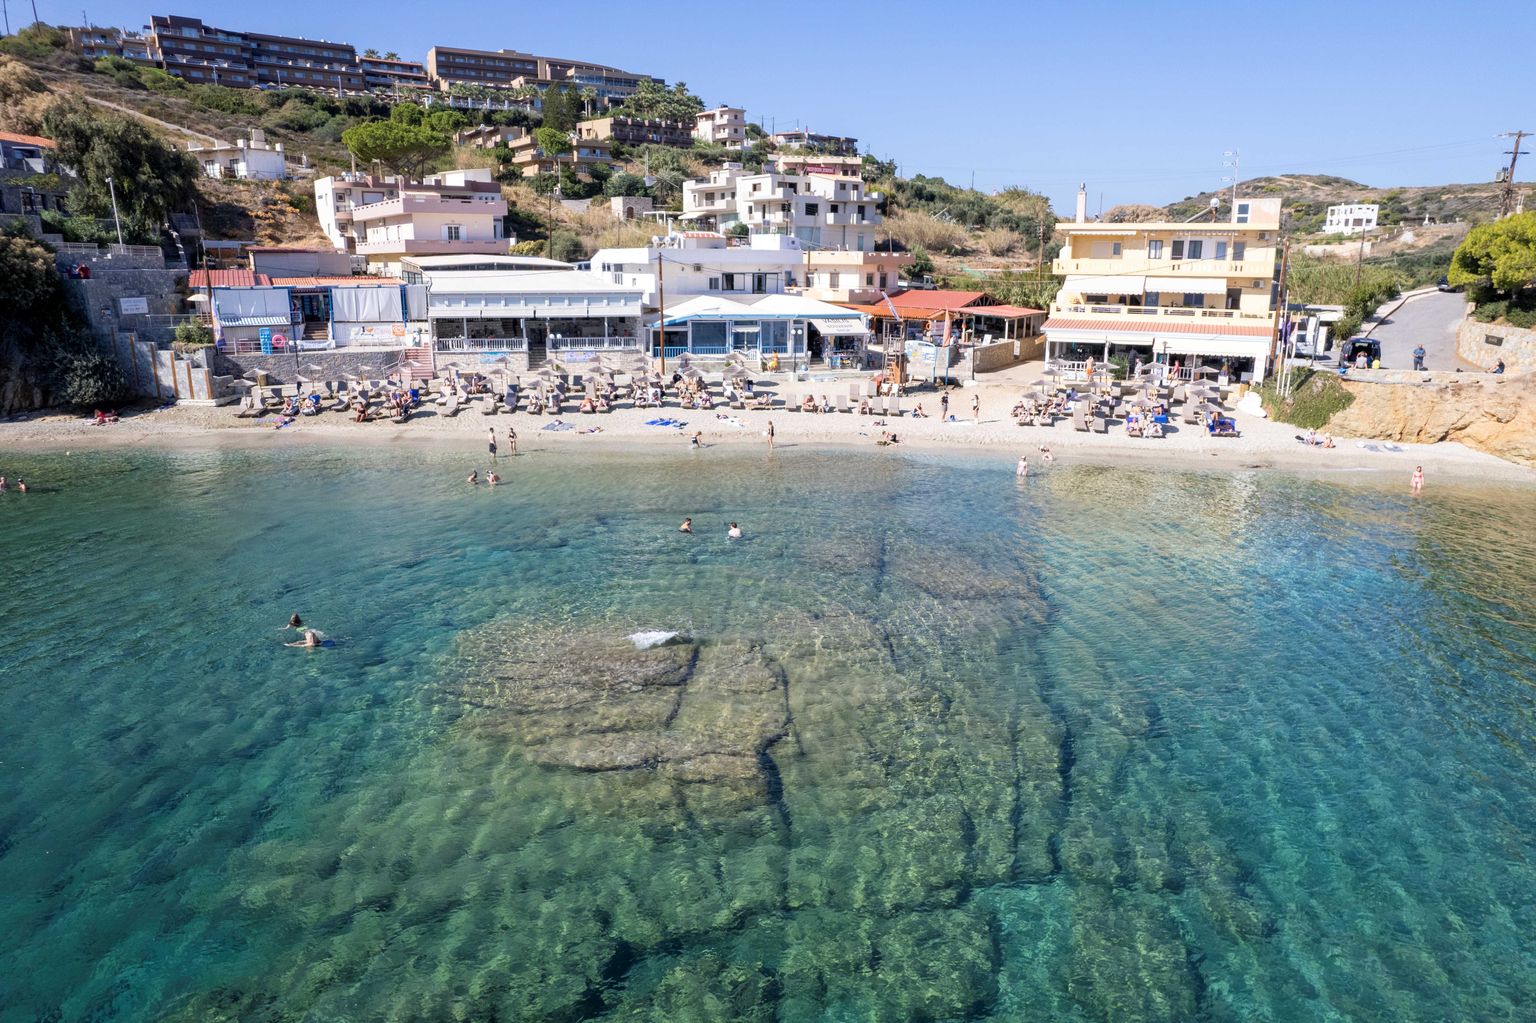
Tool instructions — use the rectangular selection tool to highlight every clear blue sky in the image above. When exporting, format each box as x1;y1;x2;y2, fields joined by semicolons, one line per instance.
60;0;1536;211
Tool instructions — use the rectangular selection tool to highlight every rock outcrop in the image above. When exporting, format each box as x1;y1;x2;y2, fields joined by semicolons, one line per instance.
1331;374;1536;467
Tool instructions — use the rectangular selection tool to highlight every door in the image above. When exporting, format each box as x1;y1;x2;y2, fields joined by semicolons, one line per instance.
1225;288;1242;311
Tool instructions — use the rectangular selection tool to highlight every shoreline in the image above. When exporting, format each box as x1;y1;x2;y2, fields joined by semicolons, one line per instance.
4;399;1532;486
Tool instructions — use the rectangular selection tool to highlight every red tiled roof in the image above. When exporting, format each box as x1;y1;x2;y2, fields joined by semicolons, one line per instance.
887;289;989;311
270;276;403;287
187;269;271;288
247;245;341;253
0;131;55;149
1042;317;1273;337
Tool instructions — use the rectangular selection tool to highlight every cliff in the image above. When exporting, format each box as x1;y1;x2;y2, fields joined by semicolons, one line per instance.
1330;375;1536;468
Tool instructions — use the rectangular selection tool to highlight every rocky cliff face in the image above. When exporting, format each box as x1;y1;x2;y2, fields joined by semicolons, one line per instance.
1331;375;1536;467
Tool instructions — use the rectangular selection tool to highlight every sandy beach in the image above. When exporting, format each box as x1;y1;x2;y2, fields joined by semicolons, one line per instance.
4;365;1531;485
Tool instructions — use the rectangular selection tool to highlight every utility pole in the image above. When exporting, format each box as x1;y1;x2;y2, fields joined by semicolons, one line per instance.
105;175;124;247
655;245;666;375
1037;221;1046;280
1354;228;1367;287
1498;130;1529;217
1222;149;1240;213
1273;237;1291;391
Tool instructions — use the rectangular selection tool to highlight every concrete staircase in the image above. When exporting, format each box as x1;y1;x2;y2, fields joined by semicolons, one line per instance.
398;346;435;381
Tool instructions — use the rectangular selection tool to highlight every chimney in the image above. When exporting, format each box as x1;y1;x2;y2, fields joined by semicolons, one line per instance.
1075;183;1087;224
250;128;266;148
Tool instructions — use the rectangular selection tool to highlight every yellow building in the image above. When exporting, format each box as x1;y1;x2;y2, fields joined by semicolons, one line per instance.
1042;188;1282;381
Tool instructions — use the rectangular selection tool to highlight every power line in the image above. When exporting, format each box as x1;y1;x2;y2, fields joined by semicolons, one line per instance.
1498;130;1530;217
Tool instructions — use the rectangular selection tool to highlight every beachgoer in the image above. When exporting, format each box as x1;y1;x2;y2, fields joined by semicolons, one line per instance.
507;426;517;456
1323;432;1335;449
766;420;775;450
690;431;702;450
1016;456;1028;478
15;478;26;493
972;394;980;423
286;629;323;649
727;522;742;539
467;470;480;485
679;517;693;533
1494;359;1506;374
1040;446;1054;464
488;427;498;461
940;392;950;419
1412;344;1426;371
487;470;500;485
913;403;927;418
1305;428;1317;447
1411;465;1424;493
0;476;7;492
288;613;304;630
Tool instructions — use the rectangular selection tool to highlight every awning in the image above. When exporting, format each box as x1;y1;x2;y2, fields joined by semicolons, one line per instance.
213;286;290;326
810;318;869;336
1065;275;1143;295
677;211;713;220
1144;276;1228;295
331;285;403;323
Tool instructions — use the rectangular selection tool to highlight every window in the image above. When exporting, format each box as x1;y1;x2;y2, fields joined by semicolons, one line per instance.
805;203;819;216
1182;293;1205;308
1111;242;1122;256
865;273;874;286
1233;241;1246;261
722;273;738;290
1145;291;1160;307
1214;241;1227;260
830;203;840;213
857;205;866;218
1235;202;1250;224
1148;239;1163;259
1171;240;1184;260
444;225;462;241
829;271;840;288
708;276;720;290
878;273;888;289
1187;240;1204;259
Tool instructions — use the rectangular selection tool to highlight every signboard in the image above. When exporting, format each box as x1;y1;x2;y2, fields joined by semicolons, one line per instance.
119;297;149;315
392;324;406;337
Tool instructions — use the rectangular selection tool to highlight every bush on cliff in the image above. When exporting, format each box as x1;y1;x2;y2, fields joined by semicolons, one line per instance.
1258;368;1355;430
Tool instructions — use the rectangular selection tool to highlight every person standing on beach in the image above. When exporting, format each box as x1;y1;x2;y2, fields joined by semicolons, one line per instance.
940;391;950;421
690;431;702;450
766;420;775;451
972;394;980;423
507;426;518;457
487;427;498;462
1411;465;1424;493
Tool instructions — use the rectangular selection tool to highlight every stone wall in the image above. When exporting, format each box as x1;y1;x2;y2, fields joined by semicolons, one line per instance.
958;336;1046;375
212;349;415;387
1458;318;1536;374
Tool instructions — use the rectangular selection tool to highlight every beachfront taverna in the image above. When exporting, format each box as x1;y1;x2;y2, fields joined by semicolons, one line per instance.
1043;190;1283;381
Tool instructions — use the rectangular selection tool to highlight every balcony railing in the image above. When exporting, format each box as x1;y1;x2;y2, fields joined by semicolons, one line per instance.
548;336;641;350
434;337;530;352
1054;303;1273;323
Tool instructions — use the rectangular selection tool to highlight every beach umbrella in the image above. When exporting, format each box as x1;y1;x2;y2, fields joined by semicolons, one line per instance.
1194;365;1218;378
682;366;704;380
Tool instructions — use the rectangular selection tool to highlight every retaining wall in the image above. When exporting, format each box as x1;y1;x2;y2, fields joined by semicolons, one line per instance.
1458;319;1536;374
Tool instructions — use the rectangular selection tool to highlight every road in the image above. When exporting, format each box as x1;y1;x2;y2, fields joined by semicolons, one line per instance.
1367;290;1474;371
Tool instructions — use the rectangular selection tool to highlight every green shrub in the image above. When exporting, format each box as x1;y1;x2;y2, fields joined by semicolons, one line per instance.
1472;301;1507;323
139;67;185;92
548;230;584;263
58;346;128;408
1258;369;1355;430
191;84;266;117
1507;306;1536;329
172;320;214;353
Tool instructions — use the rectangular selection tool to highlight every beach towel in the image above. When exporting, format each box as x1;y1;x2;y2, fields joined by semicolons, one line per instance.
643;418;687;429
715;415;746;428
541;419;575;432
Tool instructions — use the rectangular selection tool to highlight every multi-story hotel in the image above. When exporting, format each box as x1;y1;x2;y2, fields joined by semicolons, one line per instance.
694;107;746;148
314;169;508;274
680;160;885;253
424;45;655;105
1041;188;1283;381
770;129;859;157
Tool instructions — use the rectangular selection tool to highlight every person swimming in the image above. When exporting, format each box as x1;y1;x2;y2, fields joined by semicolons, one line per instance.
679;517;693;533
487;470;501;485
467;470;480;485
285;629;323;649
727;522;742;539
288;613;304;630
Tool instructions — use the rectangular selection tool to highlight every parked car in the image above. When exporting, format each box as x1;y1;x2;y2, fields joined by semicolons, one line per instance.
1338;336;1382;368
1436;275;1462;292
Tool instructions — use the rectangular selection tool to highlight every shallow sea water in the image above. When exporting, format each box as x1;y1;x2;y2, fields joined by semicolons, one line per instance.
0;444;1533;1022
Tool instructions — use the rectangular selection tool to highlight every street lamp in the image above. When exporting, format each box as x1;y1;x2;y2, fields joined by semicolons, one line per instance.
104;175;124;246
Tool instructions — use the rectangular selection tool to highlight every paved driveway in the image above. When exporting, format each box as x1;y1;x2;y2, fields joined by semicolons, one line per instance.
1368;290;1473;370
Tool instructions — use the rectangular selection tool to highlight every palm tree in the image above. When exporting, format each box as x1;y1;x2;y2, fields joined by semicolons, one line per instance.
362;48;380;59
579;87;598;118
383;51;400;61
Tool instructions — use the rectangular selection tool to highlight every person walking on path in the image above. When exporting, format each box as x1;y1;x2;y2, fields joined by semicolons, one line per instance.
766;419;775;451
1413;344;1426;371
487;427;498;462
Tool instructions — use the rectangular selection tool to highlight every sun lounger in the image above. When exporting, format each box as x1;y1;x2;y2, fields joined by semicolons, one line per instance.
889;395;903;417
235;393;259;417
1091;414;1109;433
442;393;461;417
785;392;799;411
840;392;853;414
1072;406;1089;432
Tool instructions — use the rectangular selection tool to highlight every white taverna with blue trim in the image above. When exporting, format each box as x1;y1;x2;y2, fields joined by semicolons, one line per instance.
654;293;870;366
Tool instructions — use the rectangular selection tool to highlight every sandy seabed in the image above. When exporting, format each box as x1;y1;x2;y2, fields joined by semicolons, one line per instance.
4;372;1531;486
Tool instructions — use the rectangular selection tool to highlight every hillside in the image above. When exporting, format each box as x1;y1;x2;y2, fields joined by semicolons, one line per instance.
1162;174;1506;234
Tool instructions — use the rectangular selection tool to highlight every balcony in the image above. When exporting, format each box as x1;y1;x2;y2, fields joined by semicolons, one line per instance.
356;238;511;256
1053;257;1274;279
351;193;507;222
1050;302;1275;325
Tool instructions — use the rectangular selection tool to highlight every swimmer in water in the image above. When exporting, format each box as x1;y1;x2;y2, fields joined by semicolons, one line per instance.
285;629;323;648
679;517;693;533
487;470;501;485
1016;456;1028;478
16;478;26;493
467;470;480;485
727;521;742;539
287;613;304;630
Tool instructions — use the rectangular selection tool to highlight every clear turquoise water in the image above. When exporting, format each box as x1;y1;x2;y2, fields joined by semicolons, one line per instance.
0;444;1533;1022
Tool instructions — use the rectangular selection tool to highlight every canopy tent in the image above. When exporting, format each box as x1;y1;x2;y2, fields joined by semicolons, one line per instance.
213;287;291;326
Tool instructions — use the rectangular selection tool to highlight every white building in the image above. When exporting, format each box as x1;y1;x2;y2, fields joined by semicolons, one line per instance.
694;106;746;148
680;162;883;252
315;168;509;274
188;128;287;181
1324;203;1379;235
590;232;805;307
210;277;428;353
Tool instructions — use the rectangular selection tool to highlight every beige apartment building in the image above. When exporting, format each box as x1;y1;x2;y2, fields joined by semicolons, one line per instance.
425;45;653;106
1042;189;1283;381
329;169;509;273
681;162;885;252
800;251;913;304
694;106;746;148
